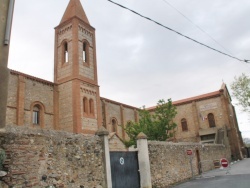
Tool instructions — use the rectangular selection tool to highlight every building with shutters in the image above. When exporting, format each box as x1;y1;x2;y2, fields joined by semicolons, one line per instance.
6;0;244;159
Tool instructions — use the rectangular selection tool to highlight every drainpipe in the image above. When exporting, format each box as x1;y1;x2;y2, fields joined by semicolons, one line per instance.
0;0;15;129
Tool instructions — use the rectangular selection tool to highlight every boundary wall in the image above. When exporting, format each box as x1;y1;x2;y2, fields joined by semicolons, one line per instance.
0;126;106;188
148;141;231;187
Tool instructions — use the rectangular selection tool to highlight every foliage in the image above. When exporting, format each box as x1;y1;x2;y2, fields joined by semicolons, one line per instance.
123;99;177;147
231;73;250;112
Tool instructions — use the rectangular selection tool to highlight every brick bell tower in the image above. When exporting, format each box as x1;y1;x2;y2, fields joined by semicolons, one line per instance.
54;0;102;134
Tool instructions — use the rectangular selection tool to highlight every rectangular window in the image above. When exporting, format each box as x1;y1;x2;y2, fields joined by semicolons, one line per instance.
33;111;39;124
83;51;86;62
65;51;69;63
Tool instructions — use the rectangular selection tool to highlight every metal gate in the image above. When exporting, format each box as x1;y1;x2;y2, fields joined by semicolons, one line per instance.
110;151;140;188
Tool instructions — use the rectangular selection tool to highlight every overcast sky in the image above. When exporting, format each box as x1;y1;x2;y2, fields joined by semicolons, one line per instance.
8;0;250;137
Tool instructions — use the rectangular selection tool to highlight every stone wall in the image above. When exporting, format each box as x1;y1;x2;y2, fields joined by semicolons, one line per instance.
0;126;105;188
148;141;231;188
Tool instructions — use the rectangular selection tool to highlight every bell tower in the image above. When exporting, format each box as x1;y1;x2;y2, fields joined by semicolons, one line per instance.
54;0;102;134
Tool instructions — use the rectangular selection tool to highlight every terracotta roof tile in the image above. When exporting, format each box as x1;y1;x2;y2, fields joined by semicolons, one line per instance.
10;69;54;86
173;91;221;105
147;90;222;111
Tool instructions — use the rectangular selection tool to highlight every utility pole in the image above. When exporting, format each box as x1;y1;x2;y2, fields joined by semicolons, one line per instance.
0;0;15;129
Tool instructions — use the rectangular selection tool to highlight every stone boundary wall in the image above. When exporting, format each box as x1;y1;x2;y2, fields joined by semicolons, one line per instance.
0;126;105;188
148;141;231;188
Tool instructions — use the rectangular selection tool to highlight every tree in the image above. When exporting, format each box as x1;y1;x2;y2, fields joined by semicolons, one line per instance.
231;73;250;112
123;99;177;147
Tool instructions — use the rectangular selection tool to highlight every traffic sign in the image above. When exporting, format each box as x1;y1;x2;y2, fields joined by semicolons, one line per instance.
186;149;193;155
220;158;229;168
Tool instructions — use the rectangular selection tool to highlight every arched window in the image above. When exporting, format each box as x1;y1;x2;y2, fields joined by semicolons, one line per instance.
83;97;88;115
33;105;40;125
82;41;89;64
89;99;94;115
181;118;188;131
208;113;216;127
31;102;44;127
111;118;117;132
63;42;69;63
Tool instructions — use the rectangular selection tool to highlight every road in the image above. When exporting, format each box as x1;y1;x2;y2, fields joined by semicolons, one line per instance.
172;158;250;188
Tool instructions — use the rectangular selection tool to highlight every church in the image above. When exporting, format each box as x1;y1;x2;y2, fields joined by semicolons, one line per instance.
6;0;244;159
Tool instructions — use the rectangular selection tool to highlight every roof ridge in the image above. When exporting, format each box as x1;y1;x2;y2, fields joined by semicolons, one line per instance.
147;89;224;111
10;69;54;86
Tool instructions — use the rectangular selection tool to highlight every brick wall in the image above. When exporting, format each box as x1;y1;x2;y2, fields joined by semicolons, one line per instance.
78;24;95;81
57;24;73;81
80;82;99;132
24;78;54;129
6;72;54;129
6;74;18;125
0;126;105;188
101;98;138;140
148;141;231;188
173;98;226;142
58;81;73;132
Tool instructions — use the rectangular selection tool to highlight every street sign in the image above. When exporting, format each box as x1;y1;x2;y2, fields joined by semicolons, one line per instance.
220;158;229;168
186;149;193;155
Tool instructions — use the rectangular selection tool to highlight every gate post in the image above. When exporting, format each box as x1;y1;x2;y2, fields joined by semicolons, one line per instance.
96;127;112;188
137;132;152;188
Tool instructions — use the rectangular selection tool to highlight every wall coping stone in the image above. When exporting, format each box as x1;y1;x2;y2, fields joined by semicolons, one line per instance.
148;141;225;147
96;126;109;136
2;125;99;141
136;132;147;140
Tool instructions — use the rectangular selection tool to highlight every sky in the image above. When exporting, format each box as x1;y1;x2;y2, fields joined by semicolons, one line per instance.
8;0;250;137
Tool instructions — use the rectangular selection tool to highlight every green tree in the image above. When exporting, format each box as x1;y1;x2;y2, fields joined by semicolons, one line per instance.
231;73;250;112
123;99;177;147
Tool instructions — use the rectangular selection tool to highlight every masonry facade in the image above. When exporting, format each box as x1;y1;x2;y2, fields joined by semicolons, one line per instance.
5;0;244;159
148;84;244;159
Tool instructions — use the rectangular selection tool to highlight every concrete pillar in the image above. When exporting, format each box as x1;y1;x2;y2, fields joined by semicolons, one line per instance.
136;132;152;188
0;0;15;129
96;127;112;188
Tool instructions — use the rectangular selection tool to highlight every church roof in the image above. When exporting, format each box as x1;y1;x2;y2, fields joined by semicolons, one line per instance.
10;69;54;86
172;90;221;106
60;0;90;25
147;89;224;111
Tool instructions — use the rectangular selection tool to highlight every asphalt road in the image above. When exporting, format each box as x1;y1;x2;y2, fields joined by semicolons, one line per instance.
172;158;250;188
